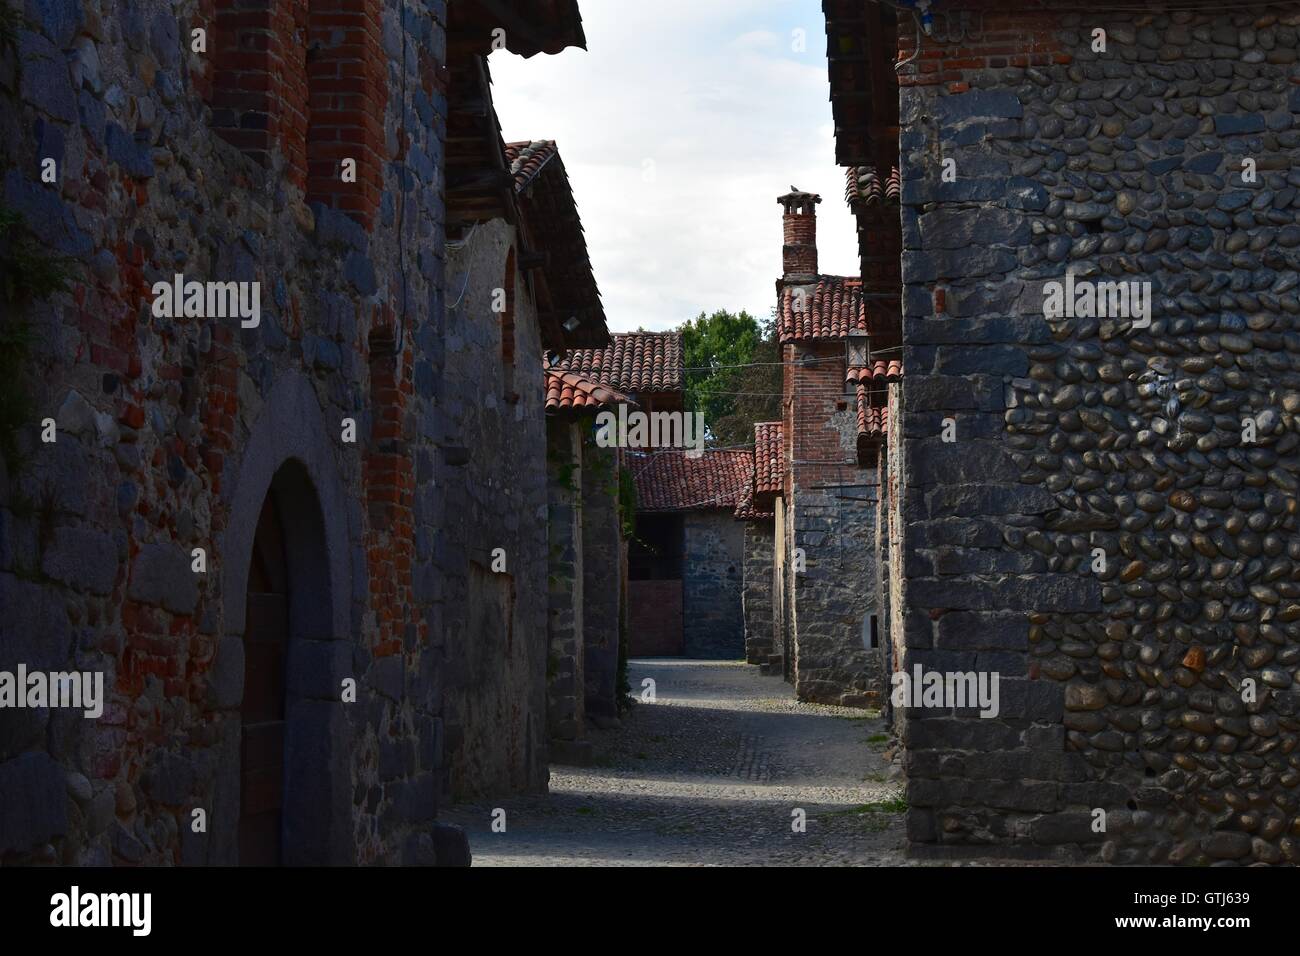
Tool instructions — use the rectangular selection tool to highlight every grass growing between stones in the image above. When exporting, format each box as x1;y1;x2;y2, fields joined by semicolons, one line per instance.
837;709;881;720
822;793;908;818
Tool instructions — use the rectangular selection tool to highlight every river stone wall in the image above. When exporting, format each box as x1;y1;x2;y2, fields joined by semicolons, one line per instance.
898;2;1300;864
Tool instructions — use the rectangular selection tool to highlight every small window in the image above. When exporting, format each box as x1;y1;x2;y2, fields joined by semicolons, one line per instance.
862;612;879;650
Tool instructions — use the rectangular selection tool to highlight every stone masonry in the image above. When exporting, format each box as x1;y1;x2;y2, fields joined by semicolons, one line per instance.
894;1;1300;864
774;192;885;708
581;443;622;719
441;217;548;799
683;511;745;659
742;520;775;664
0;0;588;866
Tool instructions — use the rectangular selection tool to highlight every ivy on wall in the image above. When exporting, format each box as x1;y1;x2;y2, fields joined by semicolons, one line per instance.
0;208;77;466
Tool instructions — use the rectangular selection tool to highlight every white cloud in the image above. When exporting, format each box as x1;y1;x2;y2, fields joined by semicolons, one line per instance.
489;0;858;332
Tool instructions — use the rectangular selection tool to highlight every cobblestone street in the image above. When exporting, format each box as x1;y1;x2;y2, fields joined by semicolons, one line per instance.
443;660;909;866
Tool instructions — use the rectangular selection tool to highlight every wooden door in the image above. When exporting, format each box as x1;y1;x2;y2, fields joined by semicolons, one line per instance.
239;497;289;866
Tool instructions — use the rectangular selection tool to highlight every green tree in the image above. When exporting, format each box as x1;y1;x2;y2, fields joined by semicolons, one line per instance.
679;309;780;447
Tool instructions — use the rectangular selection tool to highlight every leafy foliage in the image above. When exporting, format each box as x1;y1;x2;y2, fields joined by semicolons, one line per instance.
0;208;77;303
0;207;78;466
678;308;781;447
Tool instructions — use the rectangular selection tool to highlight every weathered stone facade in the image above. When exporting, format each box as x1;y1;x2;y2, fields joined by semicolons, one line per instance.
545;417;587;758
0;0;592;865
683;511;745;659
789;477;881;706
543;415;629;755
893;1;1300;864
1;0;454;865
441;218;548;798
771;194;886;707
581;443;623;719
742;521;775;664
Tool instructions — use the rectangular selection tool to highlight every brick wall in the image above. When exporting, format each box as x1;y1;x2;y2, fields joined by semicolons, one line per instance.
629;580;684;656
208;0;310;184
896;1;1069;92
306;0;387;227
205;0;387;225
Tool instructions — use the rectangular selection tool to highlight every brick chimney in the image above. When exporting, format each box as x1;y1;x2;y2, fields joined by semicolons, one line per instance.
778;189;821;280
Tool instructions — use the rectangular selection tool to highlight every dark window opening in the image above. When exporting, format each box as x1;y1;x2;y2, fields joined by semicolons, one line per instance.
629;514;683;580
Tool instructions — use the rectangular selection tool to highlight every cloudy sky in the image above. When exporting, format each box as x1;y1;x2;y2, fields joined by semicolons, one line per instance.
489;0;858;333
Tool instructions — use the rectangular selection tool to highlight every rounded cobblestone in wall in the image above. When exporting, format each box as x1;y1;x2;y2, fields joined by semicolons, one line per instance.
994;11;1300;865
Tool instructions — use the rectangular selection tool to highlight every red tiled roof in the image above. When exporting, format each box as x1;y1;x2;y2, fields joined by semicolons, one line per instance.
544;368;634;413
734;453;773;520
846;358;901;387
558;332;683;393
498;140;607;349
855;384;888;442
778;275;868;343
629;449;751;513
845;164;900;208
851;359;899;450
504;140;559;193
753;421;783;496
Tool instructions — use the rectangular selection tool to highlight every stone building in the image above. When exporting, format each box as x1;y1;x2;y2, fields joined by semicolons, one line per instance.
542;366;632;762
742;421;782;667
823;0;1300;865
629;448;755;659
557;332;693;655
439;132;608;798
770;190;885;707
0;0;594;865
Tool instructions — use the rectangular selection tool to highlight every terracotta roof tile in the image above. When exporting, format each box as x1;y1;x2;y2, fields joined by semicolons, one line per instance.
855;383;889;443
778;275;868;343
844;164;900;208
851;358;899;450
544;368;634;413
753;421;783;496
498;140;607;348
629;449;751;513
504;140;559;193
734;452;773;520
558;332;683;393
846;358;902;386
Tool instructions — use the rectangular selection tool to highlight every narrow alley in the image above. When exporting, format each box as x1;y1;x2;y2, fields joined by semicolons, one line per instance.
442;661;908;866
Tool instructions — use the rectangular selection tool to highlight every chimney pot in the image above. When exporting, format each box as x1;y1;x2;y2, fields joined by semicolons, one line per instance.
778;190;821;280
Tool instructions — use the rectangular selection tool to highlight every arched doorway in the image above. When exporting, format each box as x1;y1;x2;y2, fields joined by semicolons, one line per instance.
234;458;347;865
238;495;290;865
